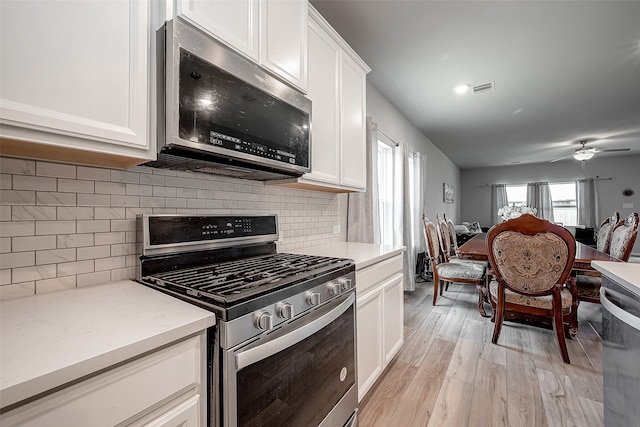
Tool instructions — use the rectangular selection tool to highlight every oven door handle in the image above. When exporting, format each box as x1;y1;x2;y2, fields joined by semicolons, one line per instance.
236;292;355;370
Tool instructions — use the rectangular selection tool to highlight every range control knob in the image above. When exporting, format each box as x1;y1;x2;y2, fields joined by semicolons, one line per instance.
337;278;353;291
277;302;294;319
306;291;321;306
328;281;342;296
254;311;273;330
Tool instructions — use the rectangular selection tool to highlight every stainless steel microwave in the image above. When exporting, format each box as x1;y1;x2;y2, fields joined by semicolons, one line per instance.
147;18;311;181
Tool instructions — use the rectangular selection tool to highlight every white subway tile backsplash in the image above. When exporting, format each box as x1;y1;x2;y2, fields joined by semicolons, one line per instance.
78;193;110;206
12;264;56;283
94;232;126;246
12;206;57;221
13;235;56;252
36;162;76;179
36;248;76;265
0;159;340;299
58;178;94;194
1;251;35;269
13;175;57;191
0;221;35;237
57;233;95;248
77;245;111;260
77;271;111;287
1;157;36;175
95;207;126;220
95;256;126;271
77;165;111;181
36;220;76;235
36;191;76;206
95;181;126;195
0;283;35;299
1;237;10;253
110;195;140;207
57;206;94;221
77;220;110;233
1;190;36;205
57;260;95;277
36;275;77;294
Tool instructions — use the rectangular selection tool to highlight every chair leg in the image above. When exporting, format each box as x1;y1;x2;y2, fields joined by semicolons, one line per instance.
492;293;505;344
445;282;449;292
553;306;571;364
440;281;445;295
476;285;488;317
433;279;439;305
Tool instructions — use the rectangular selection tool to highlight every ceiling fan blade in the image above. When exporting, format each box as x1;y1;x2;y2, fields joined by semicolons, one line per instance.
550;155;573;163
597;148;631;152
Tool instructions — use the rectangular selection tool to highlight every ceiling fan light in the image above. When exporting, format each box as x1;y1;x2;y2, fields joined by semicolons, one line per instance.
573;151;595;161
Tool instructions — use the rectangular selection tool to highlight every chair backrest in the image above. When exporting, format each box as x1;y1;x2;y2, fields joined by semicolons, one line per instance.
596;212;620;253
435;215;453;261
609;212;639;261
487;213;576;295
422;215;442;266
444;214;459;252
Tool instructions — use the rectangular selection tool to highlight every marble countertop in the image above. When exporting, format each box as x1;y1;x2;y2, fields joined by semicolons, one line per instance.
289;242;406;270
0;280;215;409
592;261;640;297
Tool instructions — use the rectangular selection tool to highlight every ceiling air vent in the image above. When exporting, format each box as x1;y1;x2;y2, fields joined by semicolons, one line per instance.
472;81;494;94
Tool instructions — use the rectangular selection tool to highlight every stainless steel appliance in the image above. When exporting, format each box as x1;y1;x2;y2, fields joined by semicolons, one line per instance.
600;282;640;427
147;18;312;181
137;214;357;427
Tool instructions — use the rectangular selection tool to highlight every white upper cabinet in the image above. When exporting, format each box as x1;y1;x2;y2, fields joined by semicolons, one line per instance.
270;5;369;192
176;0;307;92
0;0;154;167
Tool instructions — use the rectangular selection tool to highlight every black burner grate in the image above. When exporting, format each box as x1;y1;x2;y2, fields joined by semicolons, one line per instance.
142;253;350;305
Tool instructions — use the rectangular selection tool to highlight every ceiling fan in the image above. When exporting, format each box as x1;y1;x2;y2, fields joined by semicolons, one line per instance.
550;140;631;163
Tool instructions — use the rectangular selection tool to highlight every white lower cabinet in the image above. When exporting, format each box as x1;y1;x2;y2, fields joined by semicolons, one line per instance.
356;254;404;401
0;334;207;427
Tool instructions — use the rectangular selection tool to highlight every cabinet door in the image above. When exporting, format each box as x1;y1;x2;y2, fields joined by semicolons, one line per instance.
0;0;151;159
356;287;384;402
304;18;340;185
144;395;200;427
176;0;259;61
383;273;405;364
260;0;307;92
339;54;367;190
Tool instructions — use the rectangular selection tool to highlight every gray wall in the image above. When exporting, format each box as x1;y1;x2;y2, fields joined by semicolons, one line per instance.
341;82;460;233
460;154;640;254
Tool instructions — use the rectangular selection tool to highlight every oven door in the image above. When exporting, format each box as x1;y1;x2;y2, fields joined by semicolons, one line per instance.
223;292;357;427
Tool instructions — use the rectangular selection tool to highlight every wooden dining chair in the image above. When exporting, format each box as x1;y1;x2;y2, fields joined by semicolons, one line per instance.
487;213;577;363
596;212;620;253
443;214;489;268
576;212;639;303
422;215;488;317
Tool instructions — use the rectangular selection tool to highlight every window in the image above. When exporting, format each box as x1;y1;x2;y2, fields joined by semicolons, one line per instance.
549;182;577;226
506;185;527;207
377;140;394;246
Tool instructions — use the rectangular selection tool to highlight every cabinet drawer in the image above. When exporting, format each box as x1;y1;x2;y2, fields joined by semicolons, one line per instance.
356;255;403;294
1;335;203;427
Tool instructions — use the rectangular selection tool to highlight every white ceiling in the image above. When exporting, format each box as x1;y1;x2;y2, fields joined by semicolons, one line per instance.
310;0;640;169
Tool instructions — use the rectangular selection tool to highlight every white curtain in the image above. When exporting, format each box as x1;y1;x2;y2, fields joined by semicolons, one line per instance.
347;118;380;244
402;149;426;291
490;184;508;224
576;178;598;228
527;182;555;222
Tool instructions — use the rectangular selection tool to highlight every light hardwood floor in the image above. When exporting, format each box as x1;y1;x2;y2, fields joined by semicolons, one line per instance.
358;278;604;427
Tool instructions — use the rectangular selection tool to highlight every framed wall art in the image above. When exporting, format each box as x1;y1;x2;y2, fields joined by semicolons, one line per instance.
443;183;454;203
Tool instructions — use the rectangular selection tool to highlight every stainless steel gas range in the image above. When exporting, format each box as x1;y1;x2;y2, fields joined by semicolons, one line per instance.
137;214;358;427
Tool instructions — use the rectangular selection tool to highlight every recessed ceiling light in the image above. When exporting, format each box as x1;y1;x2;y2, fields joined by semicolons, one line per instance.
454;84;471;94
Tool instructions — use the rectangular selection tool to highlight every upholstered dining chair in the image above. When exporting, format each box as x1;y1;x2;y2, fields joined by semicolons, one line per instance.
422;215;488;317
596;212;620;253
576;212;639;303
487;213;577;363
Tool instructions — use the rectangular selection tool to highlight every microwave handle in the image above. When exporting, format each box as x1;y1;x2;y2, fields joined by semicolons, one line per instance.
236;292;355;370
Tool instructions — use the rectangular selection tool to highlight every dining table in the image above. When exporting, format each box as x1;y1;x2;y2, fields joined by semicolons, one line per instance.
457;232;621;334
